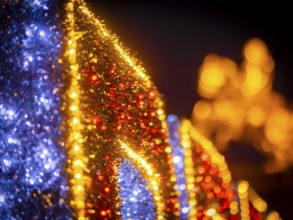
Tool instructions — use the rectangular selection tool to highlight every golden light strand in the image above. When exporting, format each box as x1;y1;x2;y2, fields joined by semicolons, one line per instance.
180;120;197;218
238;181;250;220
78;4;148;81
248;186;267;213
188;120;232;185
120;142;164;220
64;1;86;219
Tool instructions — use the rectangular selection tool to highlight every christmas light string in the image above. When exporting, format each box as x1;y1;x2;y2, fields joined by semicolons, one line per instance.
63;1;86;218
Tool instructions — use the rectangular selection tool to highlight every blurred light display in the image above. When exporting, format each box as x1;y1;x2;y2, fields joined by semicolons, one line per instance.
193;38;293;172
0;0;282;219
232;180;281;220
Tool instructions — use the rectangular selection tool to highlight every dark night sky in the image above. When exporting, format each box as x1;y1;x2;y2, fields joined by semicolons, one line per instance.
86;0;293;218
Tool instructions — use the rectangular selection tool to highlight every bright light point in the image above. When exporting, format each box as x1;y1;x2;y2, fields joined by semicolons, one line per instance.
206;208;216;216
157;109;163;115
73;118;78;124
179;184;186;190
33;0;40;5
44;164;50;169
182;207;189;214
69;49;75;54
3;159;11;166
8;110;14;116
74;160;81;166
76;173;81;179
130;197;136;202
39;31;45;37
7;137;14;143
0;195;4;203
173;156;181;163
68;40;72;45
29;179;35;185
71;92;77;98
43;149;48;155
74;145;79;151
77;185;82;191
28;56;33;62
26;30;32;36
71;105;77;111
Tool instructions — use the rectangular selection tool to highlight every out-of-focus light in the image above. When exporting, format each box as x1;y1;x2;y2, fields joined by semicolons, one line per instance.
193;38;293;172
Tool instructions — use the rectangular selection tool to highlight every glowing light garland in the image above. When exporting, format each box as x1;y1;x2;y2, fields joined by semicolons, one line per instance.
167;115;190;219
180;120;197;219
63;1;86;218
180;119;234;219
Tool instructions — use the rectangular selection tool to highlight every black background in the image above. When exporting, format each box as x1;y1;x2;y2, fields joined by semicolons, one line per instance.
86;0;293;218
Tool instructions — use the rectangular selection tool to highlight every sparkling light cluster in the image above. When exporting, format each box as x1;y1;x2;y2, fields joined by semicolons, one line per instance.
61;0;178;219
167;115;234;219
180;119;234;219
167;115;190;219
118;159;156;220
193;38;293;172
0;0;70;219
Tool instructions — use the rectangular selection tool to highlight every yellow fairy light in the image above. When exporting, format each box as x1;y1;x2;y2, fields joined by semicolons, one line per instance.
120;141;164;219
266;211;281;220
78;4;148;81
247;186;267;213
180;119;233;218
230;200;239;215
63;0;86;219
237;181;250;220
180;120;197;218
187;120;232;184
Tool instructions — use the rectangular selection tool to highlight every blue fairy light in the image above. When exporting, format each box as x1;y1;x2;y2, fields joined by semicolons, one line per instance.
167;115;190;219
0;0;71;219
118;159;156;220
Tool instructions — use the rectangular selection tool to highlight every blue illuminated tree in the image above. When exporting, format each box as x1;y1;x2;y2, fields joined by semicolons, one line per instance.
0;0;71;219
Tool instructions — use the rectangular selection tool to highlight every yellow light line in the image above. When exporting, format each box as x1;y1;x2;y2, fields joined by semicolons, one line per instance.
248;186;267;213
65;1;86;219
120;142;164;220
238;181;250;220
188;120;232;184
78;4;148;81
180;120;197;218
